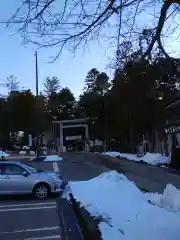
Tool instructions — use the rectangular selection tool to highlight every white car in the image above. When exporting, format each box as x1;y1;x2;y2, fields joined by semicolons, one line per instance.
0;161;63;199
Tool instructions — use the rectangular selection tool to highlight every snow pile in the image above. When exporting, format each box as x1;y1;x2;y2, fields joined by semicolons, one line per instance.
19;150;35;156
102;151;169;165
160;165;168;168
147;184;180;212
19;151;26;155
0;150;9;158
44;155;63;161
102;151;122;157
140;153;169;165
29;151;35;156
65;171;180;240
22;145;30;150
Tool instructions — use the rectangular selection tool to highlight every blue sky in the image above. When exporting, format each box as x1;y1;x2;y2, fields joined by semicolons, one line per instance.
0;1;179;99
0;1;111;98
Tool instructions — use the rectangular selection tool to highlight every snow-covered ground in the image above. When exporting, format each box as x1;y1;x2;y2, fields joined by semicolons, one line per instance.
44;155;63;161
102;151;169;166
63;171;180;240
19;150;35;156
19;151;27;155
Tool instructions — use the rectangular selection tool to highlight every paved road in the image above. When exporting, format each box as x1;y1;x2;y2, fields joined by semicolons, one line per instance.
63;152;180;193
27;157;109;182
0;198;61;240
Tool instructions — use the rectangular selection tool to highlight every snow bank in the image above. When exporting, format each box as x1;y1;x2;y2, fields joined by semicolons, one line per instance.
103;151;122;157
102;151;169;165
29;151;35;156
65;171;180;240
140;153;169;165
19;151;26;156
44;155;63;161
147;184;180;212
22;145;30;150
0;150;9;158
19;150;35;156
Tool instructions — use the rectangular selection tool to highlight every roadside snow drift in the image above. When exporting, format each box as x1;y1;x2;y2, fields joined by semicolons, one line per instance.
147;184;180;212
19;150;35;156
66;171;180;240
102;151;169;165
44;155;63;161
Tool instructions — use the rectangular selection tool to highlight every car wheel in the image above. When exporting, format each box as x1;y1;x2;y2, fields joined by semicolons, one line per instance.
33;183;50;200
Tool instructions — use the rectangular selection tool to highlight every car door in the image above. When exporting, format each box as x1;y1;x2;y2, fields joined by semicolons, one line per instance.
0;163;10;194
1;163;33;194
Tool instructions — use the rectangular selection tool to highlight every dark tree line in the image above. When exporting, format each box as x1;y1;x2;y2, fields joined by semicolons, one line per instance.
0;76;76;148
1;33;180;151
78;38;180;152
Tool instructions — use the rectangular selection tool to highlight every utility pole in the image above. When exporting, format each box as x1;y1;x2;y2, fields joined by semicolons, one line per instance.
35;51;39;97
35;51;40;159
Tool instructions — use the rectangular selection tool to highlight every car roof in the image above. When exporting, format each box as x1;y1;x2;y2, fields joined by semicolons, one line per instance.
0;161;22;164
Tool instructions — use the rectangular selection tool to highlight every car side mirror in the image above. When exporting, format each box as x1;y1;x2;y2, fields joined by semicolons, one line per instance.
22;171;29;177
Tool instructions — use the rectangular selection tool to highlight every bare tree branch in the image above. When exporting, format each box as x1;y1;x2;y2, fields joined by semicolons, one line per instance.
1;0;180;60
31;0;55;21
143;1;172;58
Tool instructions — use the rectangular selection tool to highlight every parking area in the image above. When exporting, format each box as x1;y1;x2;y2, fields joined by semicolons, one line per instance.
0;162;58;240
0;154;109;240
0;198;61;240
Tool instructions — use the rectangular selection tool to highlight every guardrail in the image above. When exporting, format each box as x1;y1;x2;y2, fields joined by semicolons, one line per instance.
56;183;101;240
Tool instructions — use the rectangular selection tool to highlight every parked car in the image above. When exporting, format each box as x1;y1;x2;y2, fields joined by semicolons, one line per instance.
0;161;63;199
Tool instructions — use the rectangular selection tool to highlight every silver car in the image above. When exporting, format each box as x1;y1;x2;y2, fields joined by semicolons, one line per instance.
0;161;63;199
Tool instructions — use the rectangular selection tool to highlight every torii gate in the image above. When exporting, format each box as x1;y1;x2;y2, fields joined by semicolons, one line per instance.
52;118;89;152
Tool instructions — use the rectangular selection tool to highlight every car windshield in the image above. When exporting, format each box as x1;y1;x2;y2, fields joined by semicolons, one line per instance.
22;164;42;173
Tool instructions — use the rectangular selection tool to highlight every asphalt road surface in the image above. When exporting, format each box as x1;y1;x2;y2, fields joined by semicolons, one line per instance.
47;151;180;193
68;152;180;193
27;156;109;182
0;198;61;240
